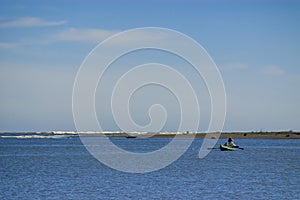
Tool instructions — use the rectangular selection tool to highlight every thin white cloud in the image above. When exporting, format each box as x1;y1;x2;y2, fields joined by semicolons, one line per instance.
0;28;118;50
51;28;169;45
51;28;119;44
261;66;285;76
0;17;67;28
0;27;171;49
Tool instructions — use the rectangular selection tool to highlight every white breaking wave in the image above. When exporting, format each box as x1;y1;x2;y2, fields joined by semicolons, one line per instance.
0;134;74;139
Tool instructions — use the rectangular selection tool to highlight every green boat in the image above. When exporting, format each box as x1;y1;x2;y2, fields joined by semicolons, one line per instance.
220;144;236;151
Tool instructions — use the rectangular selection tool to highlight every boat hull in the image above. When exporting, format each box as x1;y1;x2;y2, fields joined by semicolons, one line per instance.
220;144;235;151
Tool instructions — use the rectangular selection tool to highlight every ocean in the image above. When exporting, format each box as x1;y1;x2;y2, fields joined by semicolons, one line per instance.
1;137;299;199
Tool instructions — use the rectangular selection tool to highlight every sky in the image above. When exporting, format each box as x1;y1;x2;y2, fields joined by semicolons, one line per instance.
0;0;299;132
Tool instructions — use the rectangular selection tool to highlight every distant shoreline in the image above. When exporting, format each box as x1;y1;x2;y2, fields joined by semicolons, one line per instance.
153;131;300;139
0;131;299;139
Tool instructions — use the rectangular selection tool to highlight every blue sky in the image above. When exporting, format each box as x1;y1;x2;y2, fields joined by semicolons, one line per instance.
0;0;299;132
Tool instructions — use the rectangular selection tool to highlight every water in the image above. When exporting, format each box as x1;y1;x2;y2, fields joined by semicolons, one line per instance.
1;137;299;199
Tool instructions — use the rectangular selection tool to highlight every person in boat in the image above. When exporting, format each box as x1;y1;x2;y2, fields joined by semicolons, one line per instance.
224;138;236;147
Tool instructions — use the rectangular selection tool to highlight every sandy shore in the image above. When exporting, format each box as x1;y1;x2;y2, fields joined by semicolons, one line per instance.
151;131;300;139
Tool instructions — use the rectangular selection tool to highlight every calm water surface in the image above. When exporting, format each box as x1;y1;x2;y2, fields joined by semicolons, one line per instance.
1;137;299;199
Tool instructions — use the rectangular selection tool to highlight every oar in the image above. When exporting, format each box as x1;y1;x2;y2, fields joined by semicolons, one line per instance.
207;146;244;150
207;147;219;150
233;146;244;150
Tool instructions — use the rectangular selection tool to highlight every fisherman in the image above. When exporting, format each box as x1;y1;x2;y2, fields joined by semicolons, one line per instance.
224;138;236;147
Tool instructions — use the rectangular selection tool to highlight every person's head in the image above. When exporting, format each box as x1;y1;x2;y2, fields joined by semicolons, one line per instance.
228;138;233;142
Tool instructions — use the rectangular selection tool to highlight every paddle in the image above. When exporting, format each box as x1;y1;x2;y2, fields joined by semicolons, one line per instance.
207;146;244;150
233;146;244;150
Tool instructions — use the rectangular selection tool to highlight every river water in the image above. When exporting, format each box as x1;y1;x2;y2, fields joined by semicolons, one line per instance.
1;137;299;199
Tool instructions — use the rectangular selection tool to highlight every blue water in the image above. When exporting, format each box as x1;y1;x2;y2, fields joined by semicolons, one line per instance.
1;138;299;199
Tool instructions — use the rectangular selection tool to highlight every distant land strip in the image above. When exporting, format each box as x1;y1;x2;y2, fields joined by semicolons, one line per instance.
0;131;299;139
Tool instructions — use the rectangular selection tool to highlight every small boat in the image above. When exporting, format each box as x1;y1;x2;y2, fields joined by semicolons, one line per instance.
220;144;236;151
